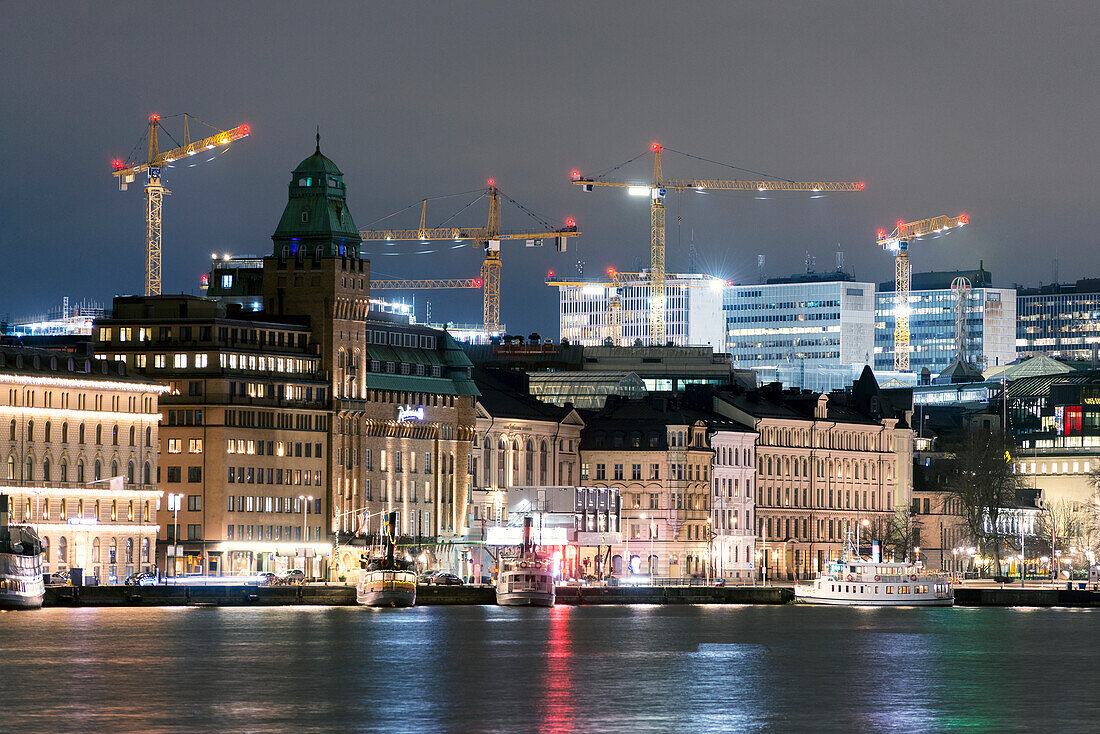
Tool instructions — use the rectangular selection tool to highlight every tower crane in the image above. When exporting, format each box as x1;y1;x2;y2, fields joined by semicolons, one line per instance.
877;214;969;371
572;144;864;345
112;114;250;296
358;182;579;333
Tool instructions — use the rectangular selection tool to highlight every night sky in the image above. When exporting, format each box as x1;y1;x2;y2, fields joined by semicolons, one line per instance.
2;2;1098;336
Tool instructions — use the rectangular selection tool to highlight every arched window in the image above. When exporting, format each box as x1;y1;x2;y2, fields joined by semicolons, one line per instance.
61;422;68;442
539;440;548;484
77;459;85;483
145;427;152;446
95;425;102;444
125;538;134;563
112;425;118;445
92;537;101;563
58;536;67;565
143;462;151;485
111;460;118;478
8;419;14;441
94;459;102;481
127;461;135;484
44;421;51;442
497;438;506;487
109;538;117;564
60;458;68;482
6;455;14;481
525;439;534;484
43;457;50;482
141;538;150;563
129;426;135;445
27;420;34;441
24;456;33;481
79;424;85;444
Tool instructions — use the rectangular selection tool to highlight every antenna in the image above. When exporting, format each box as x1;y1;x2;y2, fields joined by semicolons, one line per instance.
835;244;844;272
805;252;816;274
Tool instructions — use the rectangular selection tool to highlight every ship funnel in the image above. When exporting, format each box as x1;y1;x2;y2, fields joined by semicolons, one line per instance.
522;516;534;554
383;510;398;566
871;540;881;564
0;495;9;545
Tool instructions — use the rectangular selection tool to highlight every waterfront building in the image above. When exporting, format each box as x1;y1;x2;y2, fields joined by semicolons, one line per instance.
708;421;757;580
554;272;726;349
95;296;330;577
1016;279;1100;360
0;346;164;583
580;395;714;577
713;369;914;580
875;267;1017;375
724;273;877;392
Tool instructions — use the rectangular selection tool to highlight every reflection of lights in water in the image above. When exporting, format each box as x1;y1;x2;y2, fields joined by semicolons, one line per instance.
539;605;575;734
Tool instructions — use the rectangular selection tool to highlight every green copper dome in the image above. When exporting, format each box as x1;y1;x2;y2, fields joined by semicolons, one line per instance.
272;135;361;257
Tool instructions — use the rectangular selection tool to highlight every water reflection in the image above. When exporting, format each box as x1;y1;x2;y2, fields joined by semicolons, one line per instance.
1;605;1098;732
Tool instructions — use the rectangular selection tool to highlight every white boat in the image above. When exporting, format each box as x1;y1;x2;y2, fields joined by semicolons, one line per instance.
356;511;416;608
495;517;555;607
0;494;45;610
795;540;953;607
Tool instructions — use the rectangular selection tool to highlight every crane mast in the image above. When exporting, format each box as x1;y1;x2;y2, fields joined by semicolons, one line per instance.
877;214;969;371
572;144;863;346
112;114;250;296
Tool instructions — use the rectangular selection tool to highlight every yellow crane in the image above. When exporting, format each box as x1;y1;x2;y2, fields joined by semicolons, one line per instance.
877;213;969;371
547;268;725;346
112;114;250;296
572;144;864;345
358;182;579;332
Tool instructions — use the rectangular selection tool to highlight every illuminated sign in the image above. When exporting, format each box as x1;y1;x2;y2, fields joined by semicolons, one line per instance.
397;405;424;422
67;517;99;526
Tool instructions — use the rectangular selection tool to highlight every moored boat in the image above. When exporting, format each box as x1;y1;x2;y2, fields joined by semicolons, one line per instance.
356;510;416;608
0;494;45;610
795;540;953;607
496;517;555;607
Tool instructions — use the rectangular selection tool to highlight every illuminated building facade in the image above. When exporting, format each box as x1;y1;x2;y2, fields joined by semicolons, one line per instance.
713;370;914;580
0;346;165;583
556;273;726;349
580;396;715;578
95;296;330;577
724;276;876;392
709;424;757;581
1016;279;1100;359
875;268;1016;375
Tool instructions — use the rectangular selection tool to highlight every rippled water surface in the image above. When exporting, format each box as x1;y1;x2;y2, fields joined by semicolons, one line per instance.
1;604;1097;733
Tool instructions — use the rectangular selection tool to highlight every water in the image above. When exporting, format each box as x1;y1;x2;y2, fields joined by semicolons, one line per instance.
1;605;1096;733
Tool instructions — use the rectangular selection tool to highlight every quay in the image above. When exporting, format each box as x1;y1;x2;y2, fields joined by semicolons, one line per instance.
39;584;1100;608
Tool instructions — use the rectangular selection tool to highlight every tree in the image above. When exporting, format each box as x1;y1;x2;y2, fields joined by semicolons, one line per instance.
941;430;1025;569
862;510;917;562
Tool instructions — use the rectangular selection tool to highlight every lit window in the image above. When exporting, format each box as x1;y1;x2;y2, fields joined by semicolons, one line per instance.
167;438;182;454
195;354;209;368
154;355;166;369
221;274;233;289
173;354;188;368
189;439;203;454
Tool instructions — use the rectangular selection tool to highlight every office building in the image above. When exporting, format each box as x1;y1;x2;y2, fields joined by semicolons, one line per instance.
875;267;1016;375
724;273;876;392
554;273;726;349
1016;279;1100;360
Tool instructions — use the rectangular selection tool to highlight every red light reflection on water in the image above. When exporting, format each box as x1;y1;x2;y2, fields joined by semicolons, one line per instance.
539;605;576;734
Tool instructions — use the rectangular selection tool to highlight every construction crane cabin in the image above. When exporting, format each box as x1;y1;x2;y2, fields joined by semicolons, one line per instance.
571;143;864;346
112;113;250;296
877;213;969;371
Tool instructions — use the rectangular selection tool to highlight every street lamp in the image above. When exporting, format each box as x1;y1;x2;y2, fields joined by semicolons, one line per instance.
299;495;314;576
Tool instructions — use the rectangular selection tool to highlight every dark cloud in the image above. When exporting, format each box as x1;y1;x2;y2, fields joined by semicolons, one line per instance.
2;1;1097;334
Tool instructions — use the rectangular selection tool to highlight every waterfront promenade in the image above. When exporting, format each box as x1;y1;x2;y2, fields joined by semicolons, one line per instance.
40;582;1100;608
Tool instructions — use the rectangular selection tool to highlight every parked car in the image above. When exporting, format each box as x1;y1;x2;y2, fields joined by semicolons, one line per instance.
125;572;158;586
44;571;70;586
276;569;305;585
431;572;464;586
257;572;278;586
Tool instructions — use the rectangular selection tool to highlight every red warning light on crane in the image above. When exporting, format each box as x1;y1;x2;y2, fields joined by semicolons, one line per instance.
959;214;968;224
571;170;580;180
565;218;575;227
487;178;495;187
650;142;661;151
149;114;160;122
475;279;483;287
240;125;250;134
